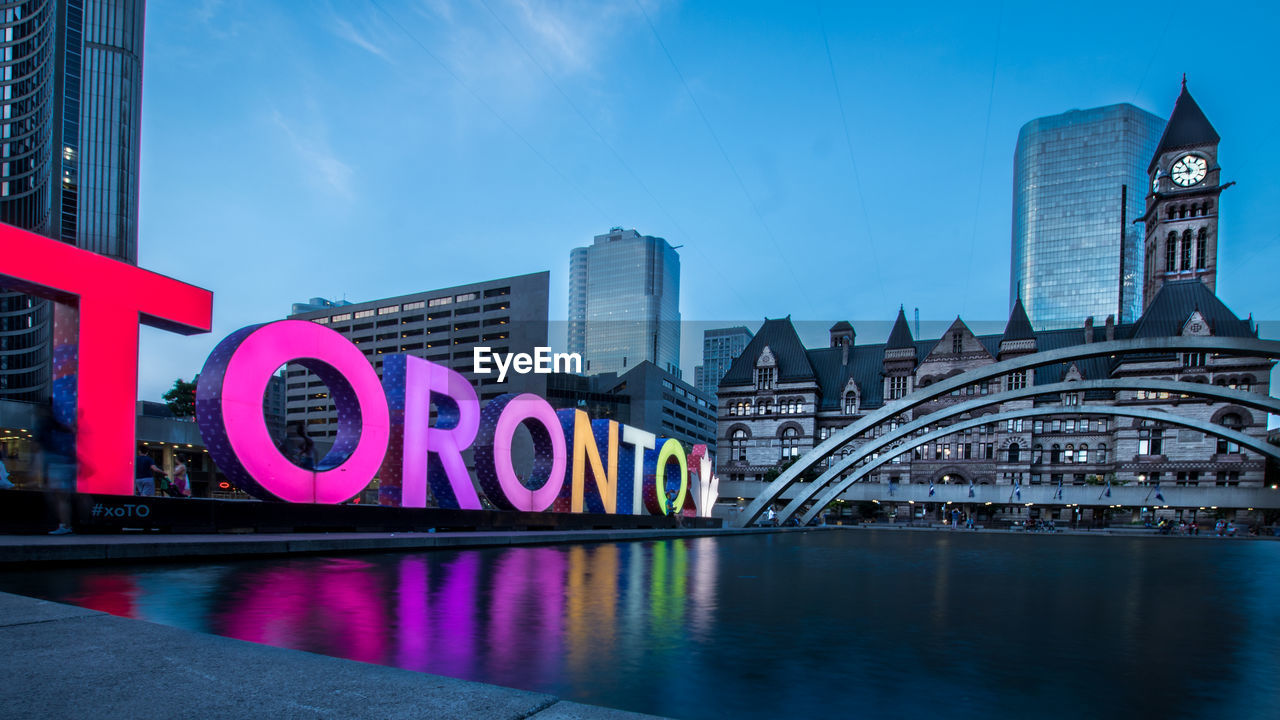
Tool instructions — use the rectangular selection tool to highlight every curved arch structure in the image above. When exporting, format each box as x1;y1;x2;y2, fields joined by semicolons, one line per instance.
792;404;1276;527
768;378;1280;525
734;336;1280;527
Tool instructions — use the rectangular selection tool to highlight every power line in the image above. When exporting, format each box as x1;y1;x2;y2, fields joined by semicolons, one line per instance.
815;2;887;307
632;0;817;318
961;0;1003;316
368;0;610;221
473;0;755;312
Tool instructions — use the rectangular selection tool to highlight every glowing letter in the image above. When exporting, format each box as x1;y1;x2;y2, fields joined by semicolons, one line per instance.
474;393;566;512
381;354;480;509
197;321;388;503
643;438;688;516
620;425;655;515
0;222;212;495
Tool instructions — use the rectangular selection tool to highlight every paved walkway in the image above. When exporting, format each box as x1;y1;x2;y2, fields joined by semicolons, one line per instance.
0;526;814;566
0;591;667;719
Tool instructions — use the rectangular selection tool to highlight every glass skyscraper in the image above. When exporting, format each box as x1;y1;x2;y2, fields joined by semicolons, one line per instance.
695;326;752;397
568;228;681;377
0;0;145;400
1010;103;1164;330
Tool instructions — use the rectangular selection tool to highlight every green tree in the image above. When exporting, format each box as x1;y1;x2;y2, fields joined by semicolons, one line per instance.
163;378;197;418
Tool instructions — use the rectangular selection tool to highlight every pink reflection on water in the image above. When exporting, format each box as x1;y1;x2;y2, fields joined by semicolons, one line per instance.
216;559;387;664
487;547;566;686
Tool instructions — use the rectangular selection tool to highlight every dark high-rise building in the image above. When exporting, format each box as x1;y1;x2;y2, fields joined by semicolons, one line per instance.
695;326;753;398
0;0;145;400
1010;103;1164;331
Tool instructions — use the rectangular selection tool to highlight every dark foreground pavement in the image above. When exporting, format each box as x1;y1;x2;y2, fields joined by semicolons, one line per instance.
0;591;668;719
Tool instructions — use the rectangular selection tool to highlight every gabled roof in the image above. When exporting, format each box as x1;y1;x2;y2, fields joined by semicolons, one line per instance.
886;307;914;350
1149;80;1220;173
719;317;816;386
829;321;853;332
1002;297;1035;342
1131;280;1253;339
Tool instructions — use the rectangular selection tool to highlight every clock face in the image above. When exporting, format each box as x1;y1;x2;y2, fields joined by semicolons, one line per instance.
1152;175;1160;192
1171;154;1207;186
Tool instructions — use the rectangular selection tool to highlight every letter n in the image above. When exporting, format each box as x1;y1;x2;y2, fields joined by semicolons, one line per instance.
553;410;617;513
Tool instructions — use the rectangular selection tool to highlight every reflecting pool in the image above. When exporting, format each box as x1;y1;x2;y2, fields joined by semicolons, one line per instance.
3;530;1279;719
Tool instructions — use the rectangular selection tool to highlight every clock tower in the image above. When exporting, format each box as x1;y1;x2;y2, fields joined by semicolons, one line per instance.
1140;78;1230;310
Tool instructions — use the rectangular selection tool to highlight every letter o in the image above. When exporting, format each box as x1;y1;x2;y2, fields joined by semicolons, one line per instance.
196;321;390;503
473;393;566;512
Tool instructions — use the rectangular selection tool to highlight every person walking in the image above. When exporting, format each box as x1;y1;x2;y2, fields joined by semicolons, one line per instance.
135;446;165;497
171;456;191;497
951;507;960;529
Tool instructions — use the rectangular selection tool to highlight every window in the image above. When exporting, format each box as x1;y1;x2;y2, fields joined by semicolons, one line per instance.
402;301;425;311
1064;444;1074;463
731;429;748;462
952;332;962;354
781;428;800;459
1138;428;1163;455
1217;413;1243;453
1007;443;1020;463
756;367;775;390
1078;444;1088;463
1064;419;1075;432
1064;393;1079;406
455;293;478;303
1182;352;1204;367
1051;444;1061;463
1165;232;1177;272
1033;444;1043;463
1181;229;1193;271
377;305;400;315
331;313;351;322
1096;444;1106;463
889;376;908;400
1196;228;1207;269
1033;420;1043;434
428;297;452;307
962;443;972;460
1008;371;1027;391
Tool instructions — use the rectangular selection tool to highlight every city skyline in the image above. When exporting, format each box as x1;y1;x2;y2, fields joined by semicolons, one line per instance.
132;1;1280;400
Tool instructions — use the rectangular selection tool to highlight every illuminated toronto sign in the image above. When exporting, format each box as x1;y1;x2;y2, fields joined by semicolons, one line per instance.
0;221;714;516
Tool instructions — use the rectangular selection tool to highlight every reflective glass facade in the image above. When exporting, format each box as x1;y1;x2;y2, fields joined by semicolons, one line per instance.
1010;104;1164;331
697;326;752;397
568;229;681;377
0;0;143;401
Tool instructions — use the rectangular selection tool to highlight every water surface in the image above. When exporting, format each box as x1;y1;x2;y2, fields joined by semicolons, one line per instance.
3;529;1277;719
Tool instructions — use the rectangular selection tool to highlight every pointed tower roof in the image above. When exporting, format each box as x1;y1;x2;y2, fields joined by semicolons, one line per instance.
886;306;914;349
1001;297;1035;342
1148;77;1220;173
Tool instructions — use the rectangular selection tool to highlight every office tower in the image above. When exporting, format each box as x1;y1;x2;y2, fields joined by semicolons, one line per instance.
1010;103;1164;331
1139;80;1224;308
696;326;753;397
568;228;681;377
284;272;550;436
0;0;146;400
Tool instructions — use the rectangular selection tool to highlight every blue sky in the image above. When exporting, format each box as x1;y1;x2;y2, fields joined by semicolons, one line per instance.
135;0;1280;399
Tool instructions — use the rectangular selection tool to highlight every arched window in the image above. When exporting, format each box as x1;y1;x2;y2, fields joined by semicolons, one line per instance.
1166;205;1175;220
1033;444;1043;464
1096;444;1107;463
1078;444;1089;463
1204;199;1213;214
1051;443;1062;463
1196;227;1207;269
1064;443;1075;464
731;429;748;461
781;427;800;459
1007;442;1020;463
1165;232;1177;272
843;393;857;415
1217;413;1243;454
1181;229;1192;270
1179;204;1187;219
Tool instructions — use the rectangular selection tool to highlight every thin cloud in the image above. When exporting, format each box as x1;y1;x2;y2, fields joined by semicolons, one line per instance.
331;15;395;63
271;110;354;199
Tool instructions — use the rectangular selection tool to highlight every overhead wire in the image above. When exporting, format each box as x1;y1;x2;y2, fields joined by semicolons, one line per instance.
960;0;1004;316
632;0;818;319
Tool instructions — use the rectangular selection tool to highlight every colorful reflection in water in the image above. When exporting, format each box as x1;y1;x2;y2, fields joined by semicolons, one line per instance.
3;532;1280;719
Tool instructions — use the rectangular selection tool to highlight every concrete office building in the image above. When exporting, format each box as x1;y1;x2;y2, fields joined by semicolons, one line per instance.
694;326;753;398
568;228;681;377
0;0;147;401
1010;103;1164;330
284;272;550;438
